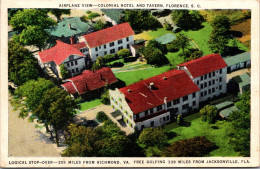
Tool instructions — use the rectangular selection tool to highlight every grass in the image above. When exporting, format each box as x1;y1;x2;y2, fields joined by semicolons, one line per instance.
79;99;102;111
164;114;240;157
166;51;185;66
134;28;173;40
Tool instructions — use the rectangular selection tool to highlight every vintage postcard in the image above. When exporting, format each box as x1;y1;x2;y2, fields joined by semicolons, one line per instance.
0;0;259;167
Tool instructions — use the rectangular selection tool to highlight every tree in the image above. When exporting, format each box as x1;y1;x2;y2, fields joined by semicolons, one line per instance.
146;40;167;54
162;136;218;157
8;40;41;86
117;49;132;58
140;46;169;67
199;105;218;123
87;13;100;21
49;9;71;21
208;15;231;55
185;48;203;62
123;10;162;32
175;33;189;55
177;114;184;125
10;9;56;50
171;10;204;30
60;64;69;79
101;89;110;105
96;111;109;122
138;127;168;148
93;20;106;31
163;21;172;31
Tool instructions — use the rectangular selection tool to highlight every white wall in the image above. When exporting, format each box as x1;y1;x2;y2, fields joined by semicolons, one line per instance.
103;15;117;25
62;55;86;77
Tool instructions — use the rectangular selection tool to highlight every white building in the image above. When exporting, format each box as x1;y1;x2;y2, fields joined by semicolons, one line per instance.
78;22;134;61
37;40;87;78
109;53;228;132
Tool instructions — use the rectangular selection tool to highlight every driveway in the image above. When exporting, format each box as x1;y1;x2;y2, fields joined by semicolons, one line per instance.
227;68;250;81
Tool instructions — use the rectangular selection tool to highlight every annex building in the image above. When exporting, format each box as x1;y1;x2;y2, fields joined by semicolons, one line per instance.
109;54;228;132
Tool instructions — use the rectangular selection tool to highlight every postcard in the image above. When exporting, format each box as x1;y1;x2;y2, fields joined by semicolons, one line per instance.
0;0;259;167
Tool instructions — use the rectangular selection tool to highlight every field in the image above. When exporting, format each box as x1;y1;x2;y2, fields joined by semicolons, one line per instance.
79;99;102;111
164;113;240;156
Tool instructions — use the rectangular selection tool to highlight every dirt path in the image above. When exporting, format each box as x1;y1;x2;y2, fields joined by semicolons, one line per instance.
8;100;60;157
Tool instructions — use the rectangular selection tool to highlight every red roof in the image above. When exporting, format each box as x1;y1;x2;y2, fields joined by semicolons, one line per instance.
62;67;117;95
72;42;86;49
178;53;227;78
119;70;200;115
82;22;134;48
38;41;85;65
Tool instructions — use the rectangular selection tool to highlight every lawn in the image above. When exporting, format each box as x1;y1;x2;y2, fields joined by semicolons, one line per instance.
79;99;102;111
166;51;185;66
134;28;173;40
164;114;240;157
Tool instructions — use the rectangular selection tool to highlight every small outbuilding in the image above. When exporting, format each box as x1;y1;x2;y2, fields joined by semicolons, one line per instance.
154;33;176;45
224;52;251;73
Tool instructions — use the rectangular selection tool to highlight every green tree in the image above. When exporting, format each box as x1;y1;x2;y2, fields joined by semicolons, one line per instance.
87;13;100;21
177;114;184;125
163;21;172;30
93;20;106;31
60;64;68;79
199;105;218;123
162;136;218;157
96;111;109;122
175;33;189;55
140;46;169;67
101;89;110;105
117;49;132;58
146;40;167;54
49;9;71;21
138;127;168;148
8;40;41;86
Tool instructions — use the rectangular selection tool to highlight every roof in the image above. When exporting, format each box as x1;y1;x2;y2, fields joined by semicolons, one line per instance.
38;41;85;65
178;53;227;78
233;73;250;92
119;69;200;114
219;106;239;118
62;67;117;95
72;42;87;49
224;52;251;66
48;17;92;38
82;23;134;48
154;33;176;44
101;9;124;23
215;101;234;110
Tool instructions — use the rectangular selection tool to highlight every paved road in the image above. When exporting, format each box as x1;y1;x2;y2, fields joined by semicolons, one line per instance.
8;100;60;157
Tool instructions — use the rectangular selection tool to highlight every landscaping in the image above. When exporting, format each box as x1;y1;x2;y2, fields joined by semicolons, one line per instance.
79;99;102;111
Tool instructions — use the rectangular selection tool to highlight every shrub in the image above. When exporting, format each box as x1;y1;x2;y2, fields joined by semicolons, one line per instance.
162;136;218;157
86;10;92;14
117;49;132;58
96;111;109;122
101;90;110;105
166;42;179;52
123;56;137;63
107;61;124;68
177;114;184;125
199;105;218;124
163;21;172;30
103;54;118;63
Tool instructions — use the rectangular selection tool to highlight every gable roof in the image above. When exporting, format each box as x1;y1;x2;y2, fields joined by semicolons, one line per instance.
224;52;251;66
219;105;239;118
119;69;200;114
215;101;234;110
101;9;124;24
62;67;117;95
154;33;176;44
38;41;85;65
82;22;134;48
178;53;227;78
72;42;87;49
48;17;92;38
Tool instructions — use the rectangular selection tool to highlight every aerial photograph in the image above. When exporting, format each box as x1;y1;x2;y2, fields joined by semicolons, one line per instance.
8;8;251;157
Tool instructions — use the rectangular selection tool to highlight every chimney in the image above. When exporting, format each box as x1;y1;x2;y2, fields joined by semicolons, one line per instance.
164;97;168;110
70;37;75;44
149;82;154;90
163;76;167;80
128;89;132;93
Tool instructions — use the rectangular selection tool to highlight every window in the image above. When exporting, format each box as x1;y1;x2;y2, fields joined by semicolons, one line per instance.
200;76;203;81
71;62;74;66
213;71;215;76
136;114;139;119
163;117;166;121
127;44;130;48
209;81;211;86
212;88;215;93
71;69;75;73
151;121;154;127
145;110;149;116
193;101;196;106
126;37;129;41
118;39;122;44
110;49;115;53
167;116;170;121
209;73;211;78
76;68;79;72
118;46;123;50
183;95;188;101
213;79;215;85
182;104;189;110
99;46;101;49
219;77;222;82
157;105;163;111
200;84;203;89
109;42;114;47
204;90;207;95
104;51;107;55
220;69;222;74
192;93;196;98
150;108;154;114
104;44;106;49
200;92;204;97
96;54;98;57
209;89;212;94
204;74;207;79
167;101;172;107
219;85;222;90
141;125;145;130
66;63;70;67
197;81;199;85
75;60;78;65
173;107;178;113
95;47;98;51
204;82;207;88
